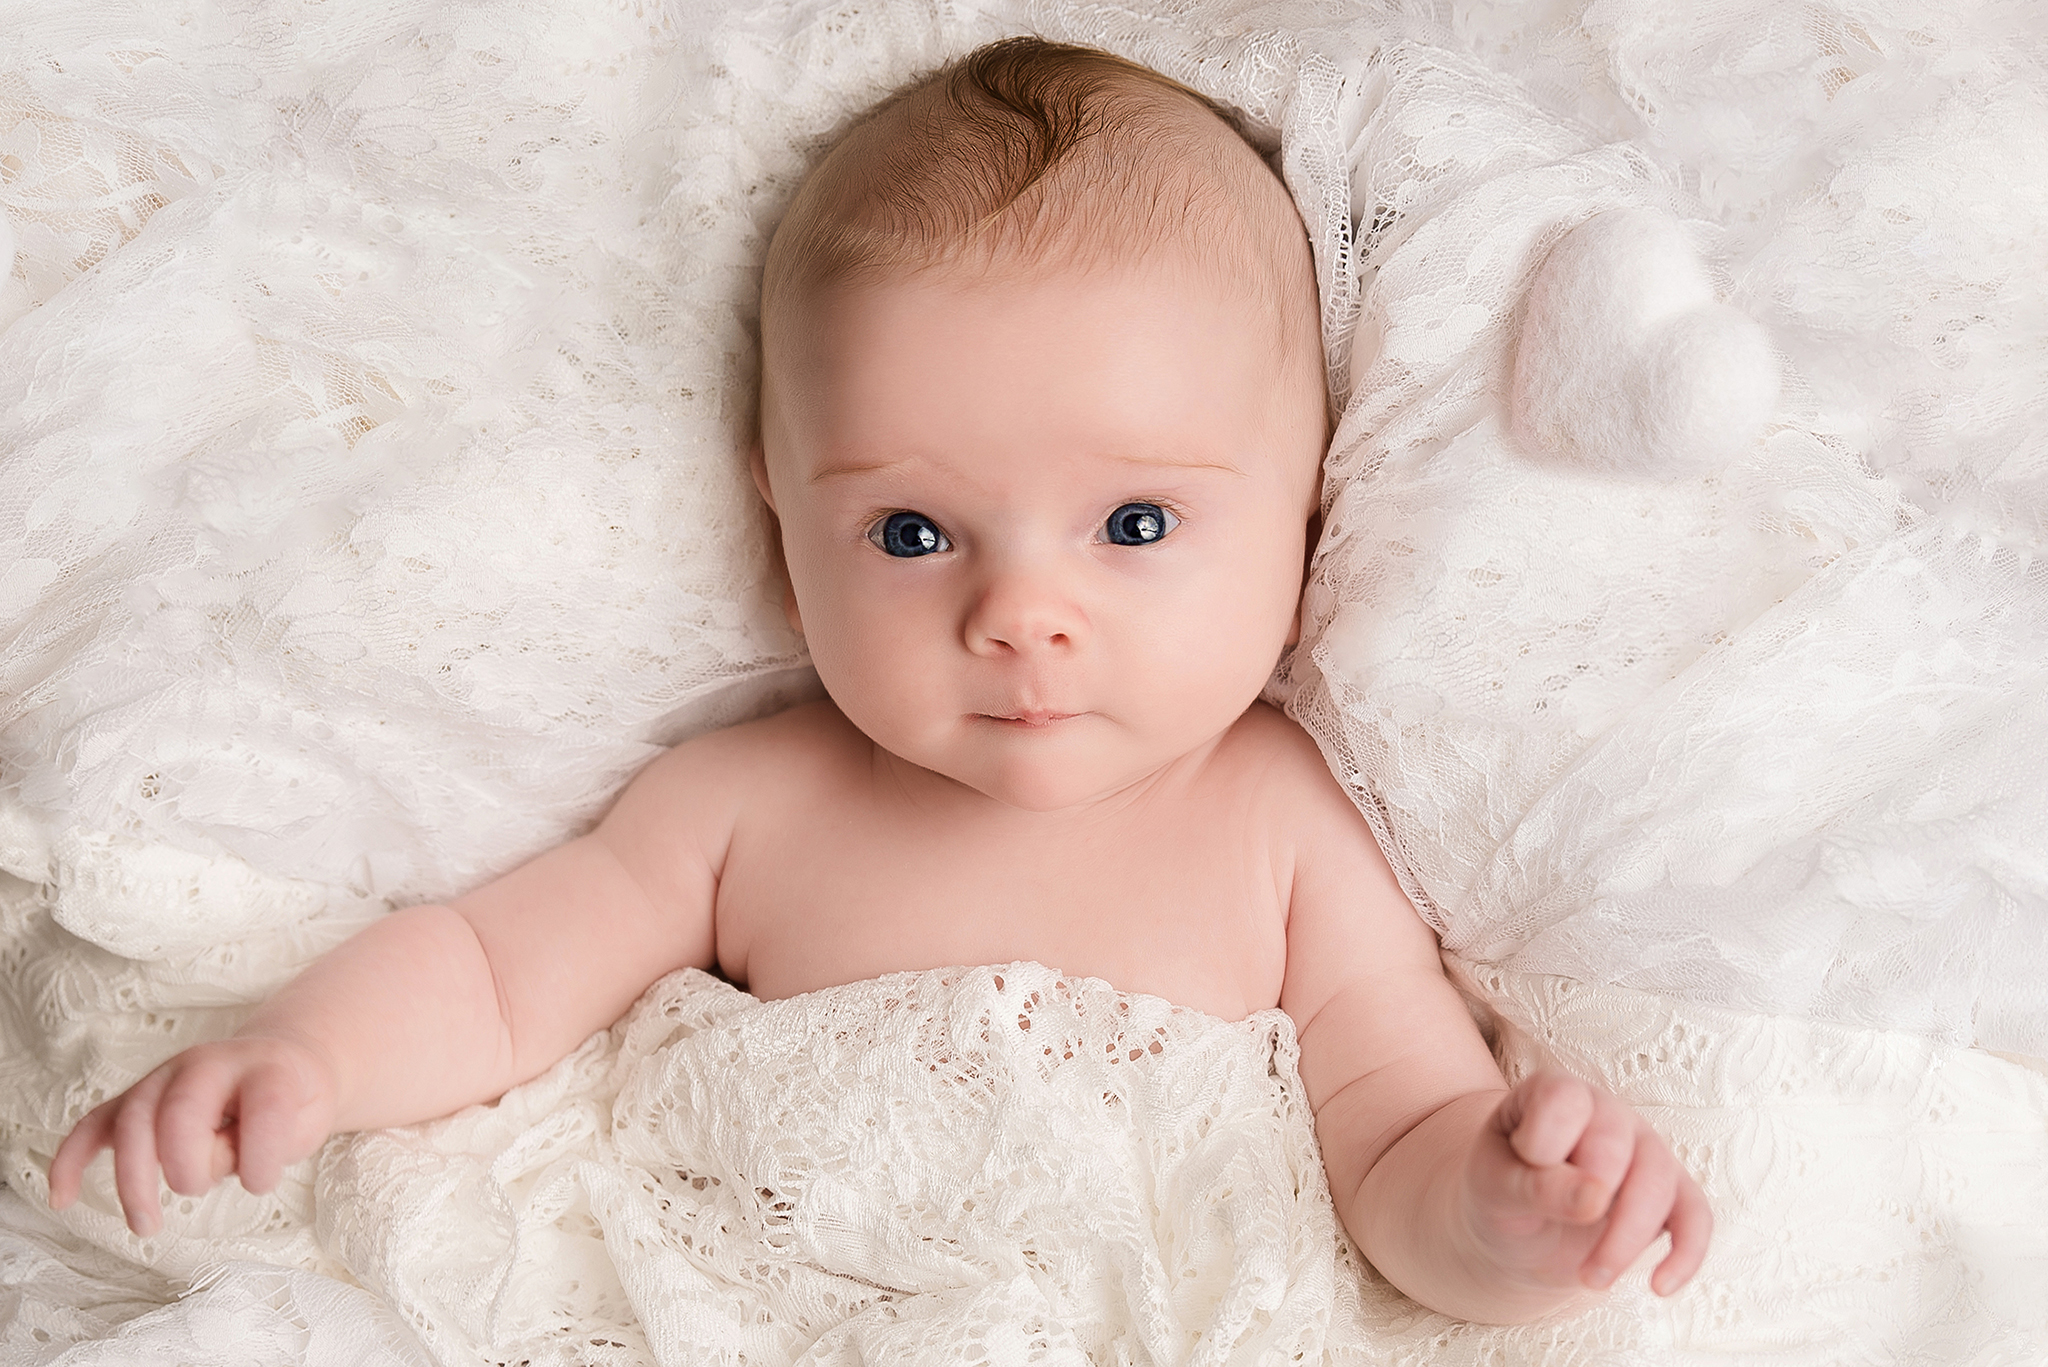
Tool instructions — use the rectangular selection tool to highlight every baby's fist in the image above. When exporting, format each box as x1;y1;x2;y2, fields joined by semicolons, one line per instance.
1469;1070;1710;1298
47;1034;338;1237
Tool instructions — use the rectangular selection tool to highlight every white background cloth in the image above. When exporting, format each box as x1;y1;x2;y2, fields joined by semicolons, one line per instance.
2;0;2045;1362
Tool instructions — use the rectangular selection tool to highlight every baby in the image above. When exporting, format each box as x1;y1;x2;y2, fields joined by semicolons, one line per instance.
49;38;1707;1325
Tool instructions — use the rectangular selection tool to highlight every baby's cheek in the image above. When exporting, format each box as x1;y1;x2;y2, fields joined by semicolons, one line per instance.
823;620;956;745
1139;601;1283;734
1179;553;1297;657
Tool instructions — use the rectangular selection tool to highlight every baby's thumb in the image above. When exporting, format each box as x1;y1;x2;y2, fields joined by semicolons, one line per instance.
1499;1072;1595;1168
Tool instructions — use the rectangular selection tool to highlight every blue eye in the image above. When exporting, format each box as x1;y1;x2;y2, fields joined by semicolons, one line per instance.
1102;502;1177;546
870;511;950;557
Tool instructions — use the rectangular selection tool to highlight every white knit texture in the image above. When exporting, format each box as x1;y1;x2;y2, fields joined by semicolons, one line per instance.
1509;207;1781;474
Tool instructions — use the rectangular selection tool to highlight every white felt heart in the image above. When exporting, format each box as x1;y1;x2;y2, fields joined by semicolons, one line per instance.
1510;207;1780;474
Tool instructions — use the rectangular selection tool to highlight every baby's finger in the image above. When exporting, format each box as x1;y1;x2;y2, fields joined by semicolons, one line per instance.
234;1062;310;1194
1579;1141;1679;1291
1499;1072;1596;1169
1566;1090;1641;1195
48;1102;117;1209
154;1062;237;1196
110;1073;171;1236
1651;1171;1713;1296
1470;1131;1609;1224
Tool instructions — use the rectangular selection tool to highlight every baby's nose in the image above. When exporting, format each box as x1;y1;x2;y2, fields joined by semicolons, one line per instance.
962;563;1087;656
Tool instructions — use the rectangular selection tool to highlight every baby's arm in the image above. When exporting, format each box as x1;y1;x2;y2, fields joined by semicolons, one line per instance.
48;733;738;1235
1278;755;1709;1323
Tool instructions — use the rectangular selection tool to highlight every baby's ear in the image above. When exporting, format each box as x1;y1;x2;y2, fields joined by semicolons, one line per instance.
749;441;776;511
748;441;803;636
1287;508;1322;647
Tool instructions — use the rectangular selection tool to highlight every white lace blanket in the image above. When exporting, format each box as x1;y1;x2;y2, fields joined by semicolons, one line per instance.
9;960;2046;1365
325;964;1342;1367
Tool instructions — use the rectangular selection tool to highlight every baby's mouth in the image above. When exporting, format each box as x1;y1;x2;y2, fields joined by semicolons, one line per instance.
980;709;1082;728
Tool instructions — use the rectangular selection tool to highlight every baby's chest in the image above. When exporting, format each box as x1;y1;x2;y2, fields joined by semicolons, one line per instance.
714;806;1290;1020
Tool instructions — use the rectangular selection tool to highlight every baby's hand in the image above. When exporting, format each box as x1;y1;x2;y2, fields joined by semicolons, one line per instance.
1467;1070;1710;1299
47;1034;338;1236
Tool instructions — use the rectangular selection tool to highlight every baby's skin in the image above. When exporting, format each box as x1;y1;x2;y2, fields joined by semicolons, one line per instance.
49;239;1708;1328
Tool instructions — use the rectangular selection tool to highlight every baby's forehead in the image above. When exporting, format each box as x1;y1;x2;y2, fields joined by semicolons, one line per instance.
769;197;1311;421
780;247;1292;411
767;256;1321;501
834;239;1275;330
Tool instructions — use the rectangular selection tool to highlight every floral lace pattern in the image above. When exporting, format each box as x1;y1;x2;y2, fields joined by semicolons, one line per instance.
11;959;2043;1364
1283;18;2048;1057
317;963;1340;1367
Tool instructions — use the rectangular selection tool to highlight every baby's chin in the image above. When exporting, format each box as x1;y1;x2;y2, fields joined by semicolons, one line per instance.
921;716;1183;814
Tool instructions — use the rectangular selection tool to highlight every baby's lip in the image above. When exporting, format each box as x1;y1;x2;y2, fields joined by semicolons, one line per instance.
978;708;1083;728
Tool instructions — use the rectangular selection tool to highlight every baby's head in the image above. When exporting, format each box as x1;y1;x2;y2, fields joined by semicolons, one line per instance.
755;38;1326;811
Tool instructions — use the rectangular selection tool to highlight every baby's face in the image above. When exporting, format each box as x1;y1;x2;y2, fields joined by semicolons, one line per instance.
758;257;1324;811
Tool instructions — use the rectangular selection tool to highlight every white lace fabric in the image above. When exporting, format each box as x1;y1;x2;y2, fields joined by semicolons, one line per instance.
1283;14;2048;1060
319;963;1339;1367
3;0;2046;1362
309;961;2048;1366
11;959;2044;1365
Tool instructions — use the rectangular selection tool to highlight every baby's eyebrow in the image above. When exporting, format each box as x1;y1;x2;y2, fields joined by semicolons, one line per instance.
808;457;908;483
1108;451;1246;475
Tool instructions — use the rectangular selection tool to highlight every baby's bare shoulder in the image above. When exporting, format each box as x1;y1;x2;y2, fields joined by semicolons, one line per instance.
595;702;858;853
1216;704;1410;927
630;699;860;804
1218;702;1361;828
683;697;862;760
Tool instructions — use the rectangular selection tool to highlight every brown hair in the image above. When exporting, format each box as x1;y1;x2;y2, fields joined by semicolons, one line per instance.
761;37;1313;326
